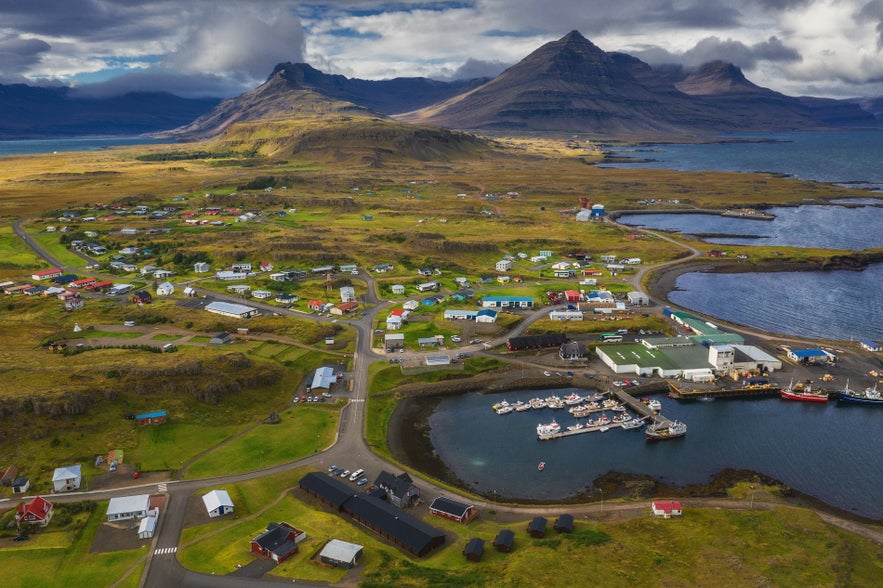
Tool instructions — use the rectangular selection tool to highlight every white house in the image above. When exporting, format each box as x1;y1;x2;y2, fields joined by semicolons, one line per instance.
107;494;151;521
494;260;512;272
138;510;158;538
651;501;682;518
202;489;234;518
251;290;273;300
156;282;174;296
194;262;210;273
386;315;403;330
403;300;419;310
215;271;248;281
340;286;356;302
52;464;82;492
627;291;650;306
391;284;405;295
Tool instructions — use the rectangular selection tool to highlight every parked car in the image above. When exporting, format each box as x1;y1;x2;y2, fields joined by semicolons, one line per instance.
357;477;369;486
328;465;339;473
470;338;482;344
13;534;29;542
450;335;461;342
339;469;350;478
322;392;332;398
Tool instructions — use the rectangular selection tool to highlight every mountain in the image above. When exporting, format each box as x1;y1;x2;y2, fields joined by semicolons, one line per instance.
396;31;725;135
0;84;219;139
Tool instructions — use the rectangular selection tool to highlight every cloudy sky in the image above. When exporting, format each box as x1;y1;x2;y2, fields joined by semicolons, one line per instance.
1;0;882;99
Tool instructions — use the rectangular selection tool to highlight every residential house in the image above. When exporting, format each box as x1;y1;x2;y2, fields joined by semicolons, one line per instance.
384;333;405;349
651;501;683;518
559;342;589;361
386;315;402;330
308;300;324;311
251;522;306;563
136;411;167;426
374;471;420;508
156;282;174;296
52;464;82;492
1;465;19;486
415;281;439;293
107;494;150;521
527;516;548;538
429;497;478;524
319;539;363;569
402;300;419;311
330;301;360;316
417;267;434;276
202;489;234;517
215;271;248;281
231;263;252;272
16;496;53;527
481;296;533;309
194;262;210;273
210;332;233;345
12;477;30;494
64;298;84;311
627;291;650;306
31;268;62;281
275;293;297;304
259;261;274;272
131;291;152;304
153;269;173;279
494;260;512;272
493;529;515;552
391;284;405;295
340;286;356;303
205;301;260;319
251;290;273;300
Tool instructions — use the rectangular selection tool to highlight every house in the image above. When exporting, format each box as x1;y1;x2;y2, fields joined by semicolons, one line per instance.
374;471;420;508
132;291;152;304
422;294;444;306
310;366;337;391
415;281;439;293
202;489;234;517
251;522;306;563
107;494;151;521
563;289;581;302
32;268;63;281
231;263;252;272
330;301;360;315
251;290;273;300
652;501;683;518
402;299;419;310
227;284;251;295
559;342;589;361
417;267;434;276
463;537;485;561
539;249;553;258
493;529;515;552
527;516;548;538
64;298;84;311
136;411;167;426
418;337;441;348
476;309;498;323
153;269;173;279
507;333;566;351
52;464;82;492
340;286;356;303
194;262;210;273
451;289;473;301
444;309;478;321
259;261;274;272
391;284;405;295
1;465;19;486
384;333;405;349
386;315;403;330
319;539;363;569
12;477;30;494
275;293;297;304
210;332;232;345
342;494;446;557
429;496;478;524
550;311;583;321
860;340;882;352
155;282;174;296
215;271;249;281
308;300;324;311
495;260;513;272
16;496;53;527
339;264;357;274
554;514;574;533
627;291;650;306
205;301;260;319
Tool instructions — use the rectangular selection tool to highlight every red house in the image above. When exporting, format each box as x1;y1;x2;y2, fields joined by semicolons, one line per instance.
132;291;153;304
563;290;581;302
32;268;62;281
582;269;603;276
250;522;305;563
428;497;478;524
651;500;683;518
17;496;54;527
308;300;324;311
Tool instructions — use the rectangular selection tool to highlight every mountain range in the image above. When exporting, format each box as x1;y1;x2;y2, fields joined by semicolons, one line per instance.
1;31;878;141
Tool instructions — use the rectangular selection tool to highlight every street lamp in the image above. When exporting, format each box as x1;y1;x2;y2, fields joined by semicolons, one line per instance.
597;488;604;512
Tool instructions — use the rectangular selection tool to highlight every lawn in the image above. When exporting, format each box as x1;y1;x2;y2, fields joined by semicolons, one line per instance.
184;407;340;479
130;422;246;472
0;225;45;268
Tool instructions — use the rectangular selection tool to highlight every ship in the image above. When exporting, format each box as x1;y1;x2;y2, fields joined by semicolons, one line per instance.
780;379;828;403
645;420;687;441
621;417;646;430
536;420;562;440
836;380;882;405
563;393;583;405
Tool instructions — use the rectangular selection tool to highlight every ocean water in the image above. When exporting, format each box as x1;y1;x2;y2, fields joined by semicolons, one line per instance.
430;388;883;519
618;204;883;250
0;136;171;156
602;129;883;190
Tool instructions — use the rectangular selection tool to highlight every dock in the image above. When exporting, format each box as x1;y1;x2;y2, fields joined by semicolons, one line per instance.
667;382;780;400
537;420;626;440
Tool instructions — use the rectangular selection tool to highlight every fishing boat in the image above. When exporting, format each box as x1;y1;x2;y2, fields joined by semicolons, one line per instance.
538;461;545;471
612;412;631;423
536;420;561;439
647;399;662;411
546;396;565;410
515;402;531;412
529;397;547;409
836;380;882;405
566;423;584;432
621;417;646;430
491;400;510;412
645;420;687;441
780;379;828;403
563;393;583;405
495;405;513;415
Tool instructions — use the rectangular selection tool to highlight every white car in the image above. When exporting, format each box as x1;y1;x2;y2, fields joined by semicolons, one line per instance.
339;469;350;478
543;371;551;377
450;335;461;342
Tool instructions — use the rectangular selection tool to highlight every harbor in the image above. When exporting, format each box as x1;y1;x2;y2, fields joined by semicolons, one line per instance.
666;381;783;400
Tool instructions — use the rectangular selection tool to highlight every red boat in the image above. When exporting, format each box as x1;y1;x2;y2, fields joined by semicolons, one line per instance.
780;380;828;403
537;461;545;471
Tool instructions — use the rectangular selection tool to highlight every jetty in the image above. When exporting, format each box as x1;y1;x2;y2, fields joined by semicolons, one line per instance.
667;382;781;400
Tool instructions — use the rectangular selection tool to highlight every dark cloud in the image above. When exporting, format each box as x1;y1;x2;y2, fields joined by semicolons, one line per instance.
859;0;883;49
0;34;52;82
444;57;510;80
635;35;801;70
69;68;249;99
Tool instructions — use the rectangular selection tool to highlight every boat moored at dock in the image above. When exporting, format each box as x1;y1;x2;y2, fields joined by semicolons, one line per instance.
645;420;687;441
836;380;882;405
780;379;829;403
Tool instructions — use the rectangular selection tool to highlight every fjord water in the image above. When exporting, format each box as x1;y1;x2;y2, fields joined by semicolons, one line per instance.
430;389;883;519
0;136;169;156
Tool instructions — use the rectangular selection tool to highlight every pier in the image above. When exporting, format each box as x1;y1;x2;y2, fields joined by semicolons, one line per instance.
667;382;781;400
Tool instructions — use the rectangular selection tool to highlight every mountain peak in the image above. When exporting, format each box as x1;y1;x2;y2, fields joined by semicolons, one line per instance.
675;61;760;95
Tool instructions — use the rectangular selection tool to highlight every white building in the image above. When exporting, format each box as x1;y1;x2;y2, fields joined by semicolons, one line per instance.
340;286;356;302
107;494;151;521
205;301;261;319
386;315;403;330
215;271;248;281
52;465;82;492
202;489;234;518
311;366;337;390
495;259;512;272
194;262;210;273
138;511;158;539
156;282;174;296
391;284;405;295
627;291;650;306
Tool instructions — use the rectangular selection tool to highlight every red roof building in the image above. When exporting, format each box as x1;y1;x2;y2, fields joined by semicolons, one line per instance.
17;496;54;527
330;301;360;315
32;268;62;281
389;309;407;317
308;300;324;311
651;501;683;518
563;290;581;302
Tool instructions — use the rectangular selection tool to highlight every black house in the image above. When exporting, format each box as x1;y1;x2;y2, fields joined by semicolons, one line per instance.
374;470;420;508
554;513;574;533
343;495;445;557
493;529;515;552
527;516;548;538
506;333;566;351
299;472;357;511
462;537;485;561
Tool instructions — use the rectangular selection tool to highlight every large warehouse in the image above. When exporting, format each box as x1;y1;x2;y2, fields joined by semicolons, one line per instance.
205;301;261;319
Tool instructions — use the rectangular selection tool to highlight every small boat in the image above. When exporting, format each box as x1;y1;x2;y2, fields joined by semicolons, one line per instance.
611;404;626;412
563;393;583;405
597;414;611;425
645;420;687;441
647;399;662;411
495;405;513;415
515;402;531;412
780;379;828;403
491;400;510;412
536;420;561;439
567;423;584;432
621;417;646;430
836;380;882;405
612;412;631;423
538;461;545;471
529;397;547;409
543;371;551;377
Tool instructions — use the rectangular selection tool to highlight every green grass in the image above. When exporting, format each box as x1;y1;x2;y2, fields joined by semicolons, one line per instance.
131;422;245;471
150;333;183;341
0;226;45;268
28;231;89;268
184;407;340;479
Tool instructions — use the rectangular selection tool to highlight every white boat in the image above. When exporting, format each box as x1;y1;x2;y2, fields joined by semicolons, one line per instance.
491;400;510;412
647;399;662;411
495;405;513;415
612;412;631;423
529;397;547;409
563;393;583;405
515;402;531;412
566;423;584;432
621;417;645;430
536;420;561;439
